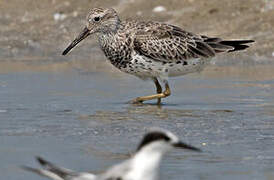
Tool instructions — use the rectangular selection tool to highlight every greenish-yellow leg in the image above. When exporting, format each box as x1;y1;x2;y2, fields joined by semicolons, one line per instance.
131;80;171;105
154;78;162;105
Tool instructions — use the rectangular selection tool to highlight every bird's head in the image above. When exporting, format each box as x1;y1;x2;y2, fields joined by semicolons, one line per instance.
62;7;120;55
136;129;201;154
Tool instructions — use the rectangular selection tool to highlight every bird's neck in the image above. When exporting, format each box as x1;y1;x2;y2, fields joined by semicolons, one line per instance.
129;149;164;180
96;31;113;47
98;31;116;39
97;20;128;48
100;18;121;35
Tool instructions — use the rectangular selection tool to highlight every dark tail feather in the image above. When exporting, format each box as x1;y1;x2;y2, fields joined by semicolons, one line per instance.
21;156;96;180
21;165;44;175
21;165;64;180
203;35;254;53
21;156;75;180
220;40;254;52
36;156;73;179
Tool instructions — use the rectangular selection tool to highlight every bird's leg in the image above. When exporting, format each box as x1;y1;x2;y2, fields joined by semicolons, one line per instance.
131;80;171;104
154;78;162;105
163;81;171;97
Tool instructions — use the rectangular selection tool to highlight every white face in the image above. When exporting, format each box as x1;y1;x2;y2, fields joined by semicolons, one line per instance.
143;140;174;155
165;131;180;144
142;132;182;155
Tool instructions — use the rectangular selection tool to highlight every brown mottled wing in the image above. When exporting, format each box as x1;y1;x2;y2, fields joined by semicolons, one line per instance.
133;22;216;62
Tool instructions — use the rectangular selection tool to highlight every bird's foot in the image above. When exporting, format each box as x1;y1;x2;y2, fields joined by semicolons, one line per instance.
128;98;144;105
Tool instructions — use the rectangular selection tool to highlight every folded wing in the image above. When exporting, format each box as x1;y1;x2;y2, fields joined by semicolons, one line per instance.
21;156;96;180
133;22;254;62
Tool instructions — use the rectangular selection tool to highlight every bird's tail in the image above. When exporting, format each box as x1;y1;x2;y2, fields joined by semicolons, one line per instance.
219;40;255;52
202;36;254;53
21;156;76;180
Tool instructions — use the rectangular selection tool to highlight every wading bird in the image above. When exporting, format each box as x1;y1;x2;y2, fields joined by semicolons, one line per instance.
62;7;254;104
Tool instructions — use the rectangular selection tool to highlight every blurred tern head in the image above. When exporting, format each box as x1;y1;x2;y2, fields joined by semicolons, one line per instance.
137;128;201;153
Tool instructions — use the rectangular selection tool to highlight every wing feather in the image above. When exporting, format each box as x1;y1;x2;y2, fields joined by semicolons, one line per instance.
22;156;96;180
133;23;215;62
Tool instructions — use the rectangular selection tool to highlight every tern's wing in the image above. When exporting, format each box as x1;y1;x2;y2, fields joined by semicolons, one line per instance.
96;159;132;180
21;156;96;180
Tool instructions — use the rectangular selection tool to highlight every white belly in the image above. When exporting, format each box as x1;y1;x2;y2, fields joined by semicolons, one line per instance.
120;53;210;80
167;58;209;77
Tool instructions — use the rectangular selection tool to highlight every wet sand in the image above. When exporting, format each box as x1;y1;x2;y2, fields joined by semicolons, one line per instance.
0;67;274;180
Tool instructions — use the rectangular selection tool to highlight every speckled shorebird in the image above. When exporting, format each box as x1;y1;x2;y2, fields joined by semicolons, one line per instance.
62;7;254;105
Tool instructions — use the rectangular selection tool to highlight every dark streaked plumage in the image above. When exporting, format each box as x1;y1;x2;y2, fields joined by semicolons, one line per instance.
62;7;254;104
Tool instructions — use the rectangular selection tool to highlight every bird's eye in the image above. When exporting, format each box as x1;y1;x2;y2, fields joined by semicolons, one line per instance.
93;16;100;22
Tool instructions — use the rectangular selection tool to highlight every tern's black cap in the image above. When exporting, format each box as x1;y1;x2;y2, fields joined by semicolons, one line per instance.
137;131;171;151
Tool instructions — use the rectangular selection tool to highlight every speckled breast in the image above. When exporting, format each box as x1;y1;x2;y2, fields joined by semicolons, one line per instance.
98;34;132;69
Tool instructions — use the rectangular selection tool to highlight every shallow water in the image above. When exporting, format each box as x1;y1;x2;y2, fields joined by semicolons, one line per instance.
1;65;274;180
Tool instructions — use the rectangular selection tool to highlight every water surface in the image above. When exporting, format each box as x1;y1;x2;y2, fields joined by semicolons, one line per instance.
0;65;274;180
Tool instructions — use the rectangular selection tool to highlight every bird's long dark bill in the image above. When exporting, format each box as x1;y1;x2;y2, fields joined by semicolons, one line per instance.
173;142;201;152
62;27;90;55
